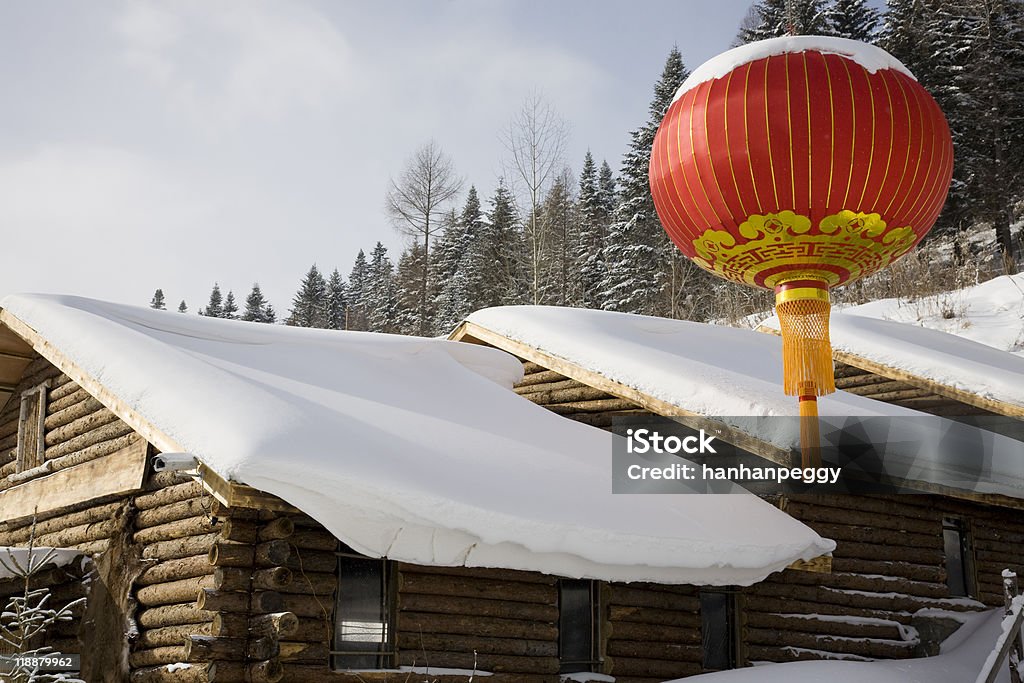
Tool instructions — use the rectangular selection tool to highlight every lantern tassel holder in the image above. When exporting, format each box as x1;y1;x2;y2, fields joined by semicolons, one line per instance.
775;280;833;466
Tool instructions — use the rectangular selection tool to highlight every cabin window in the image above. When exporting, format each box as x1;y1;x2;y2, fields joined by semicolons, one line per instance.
15;380;50;473
559;579;601;673
700;589;738;671
943;517;975;598
331;544;395;670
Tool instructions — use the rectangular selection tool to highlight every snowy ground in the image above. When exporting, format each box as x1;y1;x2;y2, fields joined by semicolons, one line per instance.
670;607;1013;683
835;273;1024;357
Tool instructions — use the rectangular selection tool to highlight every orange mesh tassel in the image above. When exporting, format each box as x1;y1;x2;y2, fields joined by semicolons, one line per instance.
775;283;836;397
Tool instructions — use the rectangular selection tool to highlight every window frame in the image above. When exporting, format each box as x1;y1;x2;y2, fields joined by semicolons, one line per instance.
558;578;602;674
15;379;50;473
329;544;397;671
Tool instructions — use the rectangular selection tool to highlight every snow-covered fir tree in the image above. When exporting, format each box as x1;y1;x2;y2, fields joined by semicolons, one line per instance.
366;242;398;333
537;168;577;306
738;0;828;42
286;265;328;328
177;300;187;314
223;291;239;320
347;250;369;331
394;244;427;335
202;283;224;318
602;47;696;316
576;152;608;309
826;0;881;41
474;179;527;308
242;283;276;323
433;187;484;333
149;289;166;310
325;268;347;330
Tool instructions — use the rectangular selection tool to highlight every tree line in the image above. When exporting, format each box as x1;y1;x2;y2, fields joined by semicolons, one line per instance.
150;0;1023;333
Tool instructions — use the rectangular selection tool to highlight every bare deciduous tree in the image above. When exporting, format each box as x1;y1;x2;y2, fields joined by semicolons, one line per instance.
502;93;569;304
385;141;462;335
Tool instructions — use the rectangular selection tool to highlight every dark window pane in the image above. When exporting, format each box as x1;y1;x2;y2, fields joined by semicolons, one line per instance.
701;591;734;670
332;554;389;670
559;580;596;673
943;518;971;598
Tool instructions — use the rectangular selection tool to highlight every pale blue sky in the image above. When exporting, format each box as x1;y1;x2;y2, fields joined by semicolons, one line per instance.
1;1;869;313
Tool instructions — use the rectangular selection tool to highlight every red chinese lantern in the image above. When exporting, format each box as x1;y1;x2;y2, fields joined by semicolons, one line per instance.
650;36;953;430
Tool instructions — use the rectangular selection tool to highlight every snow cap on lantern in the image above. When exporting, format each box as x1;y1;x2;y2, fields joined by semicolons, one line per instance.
650;36;953;398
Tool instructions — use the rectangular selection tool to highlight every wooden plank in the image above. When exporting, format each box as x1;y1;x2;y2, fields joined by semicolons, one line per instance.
0;437;147;520
195;463;297;513
786;555;833;573
450;321;800;467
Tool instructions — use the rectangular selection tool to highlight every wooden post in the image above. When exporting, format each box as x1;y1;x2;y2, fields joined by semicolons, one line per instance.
1004;570;1022;683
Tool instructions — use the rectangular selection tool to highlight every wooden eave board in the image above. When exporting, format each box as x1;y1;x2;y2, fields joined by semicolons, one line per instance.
756;324;1024;418
0;437;148;522
452;320;1024;511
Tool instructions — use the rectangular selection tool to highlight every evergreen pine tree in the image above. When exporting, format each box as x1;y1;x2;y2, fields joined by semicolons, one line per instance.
242;283;274;323
536;169;577;306
739;0;828;42
603;47;690;315
347;251;369;331
325;269;347;330
434;187;484;332
150;289;166;310
286;265;329;328
203;283;224;318
394;244;427;335
597;160;616;219
473;179;528;308
576;152;607;308
178;300;188;313
366;242;398;333
223;291;239;320
826;0;881;41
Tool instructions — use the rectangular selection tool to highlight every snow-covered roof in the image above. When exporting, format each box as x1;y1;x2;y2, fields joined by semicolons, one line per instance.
759;274;1024;415
463;306;1024;500
675;36;915;101
0;294;833;586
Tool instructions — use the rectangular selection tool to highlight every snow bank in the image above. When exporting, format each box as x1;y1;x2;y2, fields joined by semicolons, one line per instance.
0;294;832;586
669;608;1011;683
676;35;915;101
0;547;82;580
759;274;1024;410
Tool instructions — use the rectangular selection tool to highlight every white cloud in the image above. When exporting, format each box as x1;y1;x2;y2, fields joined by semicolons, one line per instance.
113;0;353;128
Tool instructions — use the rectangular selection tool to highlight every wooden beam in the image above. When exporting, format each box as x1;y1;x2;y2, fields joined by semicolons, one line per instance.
787;555;832;573
196;463;297;513
450;321;800;467
0;437;147;522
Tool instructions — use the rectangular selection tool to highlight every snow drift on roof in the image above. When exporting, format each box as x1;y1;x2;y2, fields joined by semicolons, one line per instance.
675;36;915;101
0;294;832;585
466;306;1024;499
759;275;1024;411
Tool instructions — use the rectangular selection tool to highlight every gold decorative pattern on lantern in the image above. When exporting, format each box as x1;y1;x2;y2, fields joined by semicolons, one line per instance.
692;210;918;288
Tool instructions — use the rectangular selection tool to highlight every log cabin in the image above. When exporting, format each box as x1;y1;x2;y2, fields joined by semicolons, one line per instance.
0;294;1020;683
